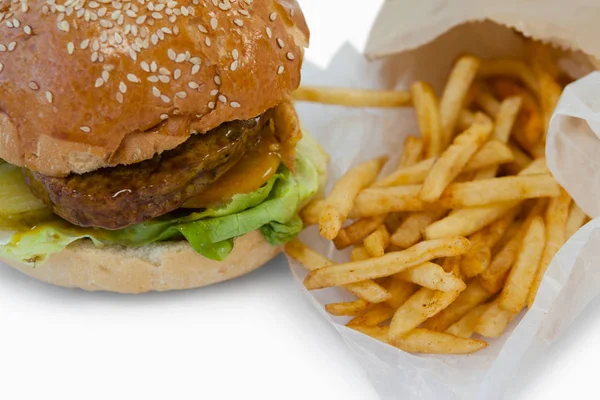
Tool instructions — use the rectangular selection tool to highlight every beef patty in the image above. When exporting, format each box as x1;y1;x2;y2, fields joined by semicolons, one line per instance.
24;112;271;230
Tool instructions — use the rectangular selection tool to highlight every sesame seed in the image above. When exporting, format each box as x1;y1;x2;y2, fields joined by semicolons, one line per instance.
214;76;221;85
151;34;158;45
91;51;99;62
6;21;13;28
152;87;161;97
148;76;158;82
0;45;5;52
152;12;162;19
277;38;284;48
176;91;187;98
189;57;201;65
218;95;227;104
22;3;29;12
23;25;32;35
67;42;75;54
230;60;238;71
232;49;239;60
230;102;241;108
175;53;186;63
127;73;140;83
269;12;277;21
277;65;284;74
158;68;170;76
119;82;127;93
168;49;176;60
286;52;295;60
7;41;16;52
162;27;172;35
266;27;272;38
92;40;100;51
102;70;110;82
95;78;104;87
12;19;20;28
136;15;147;24
129;49;137;61
29;81;39;91
159;75;170;83
141;61;150;72
234;19;243;27
181;5;189;15
160;95;170;103
169;15;176;23
45;91;53;103
188;82;199;89
210;89;218;96
151;61;158;72
100;31;108;43
104;64;116;72
80;39;90;49
208;101;215;109
239;9;249;16
218;1;230;11
157;29;165;40
126;9;137;18
191;64;200;74
198;24;207;33
205;37;211;46
210;17;217;29
174;69;181;80
114;32;123;44
80;126;91;133
160;114;169;120
0;63;3;73
116;92;124;103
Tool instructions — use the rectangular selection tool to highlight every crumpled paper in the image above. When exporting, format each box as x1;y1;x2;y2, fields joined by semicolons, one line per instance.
288;4;600;399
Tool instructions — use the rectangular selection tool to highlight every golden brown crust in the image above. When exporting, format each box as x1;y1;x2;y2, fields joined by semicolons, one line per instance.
0;0;309;177
2;230;281;293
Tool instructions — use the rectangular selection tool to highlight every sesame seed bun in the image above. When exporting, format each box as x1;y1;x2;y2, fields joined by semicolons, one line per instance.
0;0;309;177
1;229;281;293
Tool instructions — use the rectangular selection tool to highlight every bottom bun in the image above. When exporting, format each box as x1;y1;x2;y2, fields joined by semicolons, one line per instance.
2;230;281;294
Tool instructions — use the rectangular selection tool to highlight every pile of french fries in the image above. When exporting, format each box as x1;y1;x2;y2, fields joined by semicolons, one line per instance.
287;42;589;355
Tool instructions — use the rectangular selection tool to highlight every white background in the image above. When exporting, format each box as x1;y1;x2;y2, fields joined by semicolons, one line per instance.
0;1;598;399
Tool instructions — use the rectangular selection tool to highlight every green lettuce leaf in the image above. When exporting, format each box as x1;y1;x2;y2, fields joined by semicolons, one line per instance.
0;132;327;264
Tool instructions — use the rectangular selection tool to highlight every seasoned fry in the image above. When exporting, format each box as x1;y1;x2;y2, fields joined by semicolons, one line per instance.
422;281;492;331
411;81;443;158
385;278;419;309
398;136;424;168
440;55;481;147
300;199;324;226
499;217;546;313
461;247;491;279
350;245;371;262
528;189;571;307
292;86;412;107
319;157;387;240
420;113;493;202
395;262;466;292
352;185;425;217
391;209;447;248
446;303;489;338
436;175;561;208
389;287;462;340
285;239;392;303
566;203;588;238
473;299;514;338
333;215;387;249
479;58;539;93
493;96;523;143
346;304;395;327
303;237;471;289
384;213;406;233
325;299;371;317
364;225;391;257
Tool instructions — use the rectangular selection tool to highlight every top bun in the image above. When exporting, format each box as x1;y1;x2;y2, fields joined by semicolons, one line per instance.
0;0;309;177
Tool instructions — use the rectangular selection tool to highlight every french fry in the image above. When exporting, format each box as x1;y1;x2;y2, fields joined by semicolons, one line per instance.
292;86;412;108
352;326;488;354
285;239;392;303
460;247;491;279
440;55;481;147
479;58;539;93
390;209;447;248
499;217;546;313
325;299;371;316
385;278;419;309
458;109;475;131
333;215;387;249
422;281;492;331
505;142;533;174
319;157;387;239
374;140;513;188
300;199;324;226
420;113;493;202
411;81;443;158
473;299;514;338
566;203;588;238
528;189;571;307
445;303;489;338
436;175;561;209
474;90;501;116
395;262;466;292
347;304;395;327
352;185;425;217
350;245;371;262
478;200;548;293
398;136;424;168
384;213;406;233
530;45;562;133
388;287;463;340
303;237;471;289
493;96;523;143
364;225;391;257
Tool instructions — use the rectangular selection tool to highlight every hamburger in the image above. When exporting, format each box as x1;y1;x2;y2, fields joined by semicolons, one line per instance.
0;0;328;293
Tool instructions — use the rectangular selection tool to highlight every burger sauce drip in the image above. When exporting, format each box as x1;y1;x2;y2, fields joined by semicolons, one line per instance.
182;126;281;209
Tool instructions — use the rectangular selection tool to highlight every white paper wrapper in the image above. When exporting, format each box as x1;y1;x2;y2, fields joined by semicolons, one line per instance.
288;3;600;398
